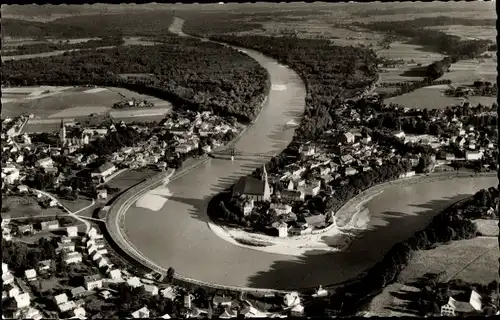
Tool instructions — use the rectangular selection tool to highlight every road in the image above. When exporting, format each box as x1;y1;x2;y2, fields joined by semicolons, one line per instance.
35;189;93;233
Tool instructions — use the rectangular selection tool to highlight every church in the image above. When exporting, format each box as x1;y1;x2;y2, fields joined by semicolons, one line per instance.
232;165;272;202
59;119;90;152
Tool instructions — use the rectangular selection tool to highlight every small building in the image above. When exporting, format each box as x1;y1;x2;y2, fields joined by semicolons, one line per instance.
18;224;33;235
58;301;77;313
304;214;326;229
71;286;87;299
17;185;29;193
91;162;116;183
66;226;78;238
273;221;289;238
213;295;233;308
63;252;82;265
345;167;357;176
37;260;52;272
283;292;301;307
127;277;142;288
290;304;305;317
9;286;21;298
57;242;76;253
97;189;108;200
184;294;193;309
131;306;150;319
2;273;14;286
465;150;483;161
341;132;355;144
219;309;238;319
73;307;86;318
143;284;159;296
54;293;69;306
84;274;103;291
441;290;483;317
24;269;37;281
100;290;112;300
299;145;316;156
280;189;304;202
36;157;54;169
161;287;175;300
40;220;59;231
312;285;328;298
15;292;30;309
270;203;292;216
2;263;9;275
108;269;122;280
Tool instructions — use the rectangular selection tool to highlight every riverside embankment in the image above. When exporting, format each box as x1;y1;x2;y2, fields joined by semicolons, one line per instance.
107;17;496;290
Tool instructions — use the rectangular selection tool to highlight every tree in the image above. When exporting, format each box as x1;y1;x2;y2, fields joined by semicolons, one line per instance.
167;267;175;283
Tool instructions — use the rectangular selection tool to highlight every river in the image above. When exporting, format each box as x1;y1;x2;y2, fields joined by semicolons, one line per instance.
121;19;497;289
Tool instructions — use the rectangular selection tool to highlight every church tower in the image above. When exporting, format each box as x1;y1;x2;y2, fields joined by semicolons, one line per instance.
59;119;66;146
262;164;271;202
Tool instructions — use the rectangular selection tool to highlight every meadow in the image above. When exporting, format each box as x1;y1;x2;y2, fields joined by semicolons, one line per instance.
2;86;173;119
398;236;498;285
384;86;496;109
425;25;496;42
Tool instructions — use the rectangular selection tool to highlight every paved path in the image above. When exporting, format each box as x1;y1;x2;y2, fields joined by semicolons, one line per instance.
35;189;94;233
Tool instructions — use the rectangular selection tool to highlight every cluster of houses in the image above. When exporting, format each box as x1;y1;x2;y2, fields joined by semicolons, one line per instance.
230;101;497;238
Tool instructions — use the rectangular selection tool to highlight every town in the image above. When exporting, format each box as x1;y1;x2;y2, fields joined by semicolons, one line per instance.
217;98;498;238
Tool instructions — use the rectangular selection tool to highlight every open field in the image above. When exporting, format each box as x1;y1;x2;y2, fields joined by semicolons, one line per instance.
105;169;158;194
384;86;496;109
364;283;419;317
1;196;63;219
443;58;497;84
2;86;173;120
398;236;498;285
474;219;499;237
425;25;496;42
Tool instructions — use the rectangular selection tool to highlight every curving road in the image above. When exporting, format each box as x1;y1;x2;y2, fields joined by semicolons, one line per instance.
117;19;496;290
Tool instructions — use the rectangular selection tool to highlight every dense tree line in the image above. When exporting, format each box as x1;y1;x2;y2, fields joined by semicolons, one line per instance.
353;19;492;60
334;187;498;316
2;12;175;38
3;37;124;56
208;35;378;140
380;79;452;99
2;36;269;122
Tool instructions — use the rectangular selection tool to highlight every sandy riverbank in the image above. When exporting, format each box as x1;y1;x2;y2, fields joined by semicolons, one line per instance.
206;171;496;257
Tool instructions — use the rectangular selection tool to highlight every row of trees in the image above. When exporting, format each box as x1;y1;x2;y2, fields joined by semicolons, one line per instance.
380;79;452;99
2;35;269;123
336;187;498;315
3;37;125;56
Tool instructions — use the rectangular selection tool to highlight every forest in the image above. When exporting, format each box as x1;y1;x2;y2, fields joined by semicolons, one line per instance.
2;12;174;38
208;35;379;141
3;37;124;56
1;36;269;122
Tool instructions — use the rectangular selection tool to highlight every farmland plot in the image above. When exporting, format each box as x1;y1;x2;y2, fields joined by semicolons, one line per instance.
425;25;496;41
384;86;496;109
398;236;498;285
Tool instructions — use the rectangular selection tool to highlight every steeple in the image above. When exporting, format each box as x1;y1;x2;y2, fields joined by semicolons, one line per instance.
59;118;66;146
262;164;271;202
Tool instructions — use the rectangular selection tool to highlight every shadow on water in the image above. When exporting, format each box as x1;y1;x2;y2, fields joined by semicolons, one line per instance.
235;193;473;290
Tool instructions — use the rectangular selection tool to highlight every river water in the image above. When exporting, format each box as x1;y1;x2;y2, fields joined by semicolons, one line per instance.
122;20;497;289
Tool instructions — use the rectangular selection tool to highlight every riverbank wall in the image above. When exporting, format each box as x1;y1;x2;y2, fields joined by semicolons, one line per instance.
206;171;497;252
